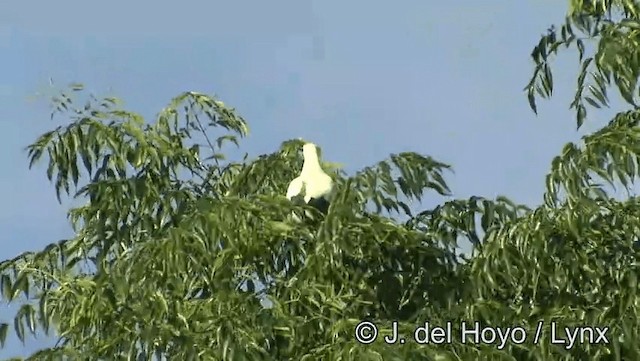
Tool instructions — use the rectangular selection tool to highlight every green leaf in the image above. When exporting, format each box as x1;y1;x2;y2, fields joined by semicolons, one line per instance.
0;323;7;348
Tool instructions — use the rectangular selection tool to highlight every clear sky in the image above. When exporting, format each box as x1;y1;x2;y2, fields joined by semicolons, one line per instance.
0;0;624;358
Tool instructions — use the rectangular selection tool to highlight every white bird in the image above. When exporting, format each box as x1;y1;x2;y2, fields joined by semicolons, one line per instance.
286;142;333;220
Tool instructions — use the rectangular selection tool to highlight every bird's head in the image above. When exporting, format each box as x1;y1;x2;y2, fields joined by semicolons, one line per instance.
303;142;325;162
302;142;317;155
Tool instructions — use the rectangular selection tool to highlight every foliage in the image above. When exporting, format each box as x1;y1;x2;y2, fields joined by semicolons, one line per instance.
1;1;640;360
0;86;464;360
526;0;640;129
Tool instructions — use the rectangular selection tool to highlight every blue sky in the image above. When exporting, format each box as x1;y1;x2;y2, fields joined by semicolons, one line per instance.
0;0;625;358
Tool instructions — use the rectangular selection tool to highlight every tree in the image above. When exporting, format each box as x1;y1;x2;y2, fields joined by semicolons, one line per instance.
2;1;640;360
0;87;464;360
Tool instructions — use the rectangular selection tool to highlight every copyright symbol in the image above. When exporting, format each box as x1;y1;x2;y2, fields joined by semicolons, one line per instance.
354;321;378;344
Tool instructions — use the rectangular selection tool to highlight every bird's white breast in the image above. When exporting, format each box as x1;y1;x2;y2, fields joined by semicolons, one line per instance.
301;171;332;202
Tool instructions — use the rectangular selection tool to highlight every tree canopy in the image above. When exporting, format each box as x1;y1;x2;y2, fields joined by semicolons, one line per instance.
3;1;640;360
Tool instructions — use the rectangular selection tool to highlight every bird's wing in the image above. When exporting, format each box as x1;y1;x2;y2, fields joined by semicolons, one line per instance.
286;176;304;200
